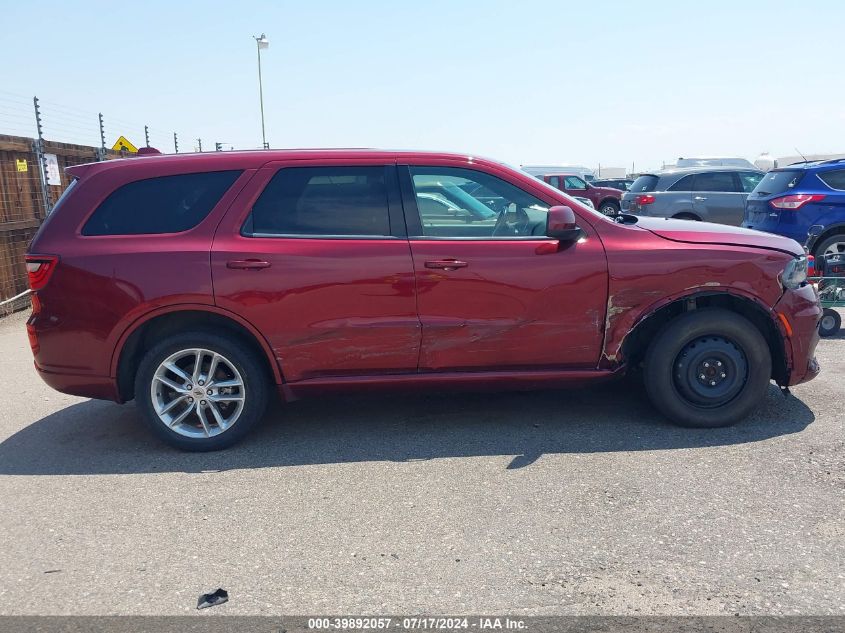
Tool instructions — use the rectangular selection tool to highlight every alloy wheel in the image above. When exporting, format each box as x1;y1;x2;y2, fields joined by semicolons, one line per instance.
822;241;845;257
150;348;246;438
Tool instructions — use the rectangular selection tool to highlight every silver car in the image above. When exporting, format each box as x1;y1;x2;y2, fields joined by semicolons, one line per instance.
621;167;764;225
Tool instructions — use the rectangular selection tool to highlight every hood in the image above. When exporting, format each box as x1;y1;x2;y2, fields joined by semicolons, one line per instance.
634;217;803;257
592;185;624;196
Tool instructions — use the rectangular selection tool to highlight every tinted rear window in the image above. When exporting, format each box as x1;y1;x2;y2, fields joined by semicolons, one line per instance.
819;169;845;190
82;171;241;236
246;166;391;236
629;175;658;192
750;170;803;197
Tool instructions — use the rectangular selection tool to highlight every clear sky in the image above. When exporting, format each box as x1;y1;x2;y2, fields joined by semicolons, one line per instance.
1;0;843;171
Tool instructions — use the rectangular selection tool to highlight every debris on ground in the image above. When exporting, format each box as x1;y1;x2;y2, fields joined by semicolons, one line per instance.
197;588;228;609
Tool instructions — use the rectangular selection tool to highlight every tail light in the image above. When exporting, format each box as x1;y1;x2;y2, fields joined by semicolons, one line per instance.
770;194;825;210
25;255;59;291
635;194;655;206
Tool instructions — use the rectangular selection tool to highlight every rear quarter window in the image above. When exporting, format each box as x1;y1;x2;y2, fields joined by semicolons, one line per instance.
82;170;242;236
819;169;845;190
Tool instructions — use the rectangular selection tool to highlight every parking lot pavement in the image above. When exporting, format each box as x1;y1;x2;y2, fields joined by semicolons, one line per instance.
0;308;842;616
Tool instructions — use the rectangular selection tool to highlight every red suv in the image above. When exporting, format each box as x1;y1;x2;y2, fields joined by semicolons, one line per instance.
539;173;623;216
26;150;821;451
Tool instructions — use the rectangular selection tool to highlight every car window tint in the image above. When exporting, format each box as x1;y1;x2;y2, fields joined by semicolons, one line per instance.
819;169;845;190
248;166;391;236
629;175;658;192
738;172;764;193
667;174;696;191
564;176;587;190
82;171;242;236
410;167;549;238
693;172;739;192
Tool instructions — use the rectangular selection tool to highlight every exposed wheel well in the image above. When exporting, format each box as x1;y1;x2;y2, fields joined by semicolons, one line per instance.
598;198;620;209
620;293;788;384
672;212;701;221
116;310;277;401
811;225;845;257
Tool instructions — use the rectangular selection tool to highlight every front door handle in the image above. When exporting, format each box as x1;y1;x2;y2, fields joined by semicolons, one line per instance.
694;196;707;201
424;259;468;271
226;259;271;270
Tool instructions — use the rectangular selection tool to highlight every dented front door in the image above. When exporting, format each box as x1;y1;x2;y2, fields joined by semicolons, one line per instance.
409;239;608;370
400;163;609;372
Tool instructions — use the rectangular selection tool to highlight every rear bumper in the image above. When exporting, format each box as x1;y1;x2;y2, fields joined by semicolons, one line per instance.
774;285;822;386
34;363;121;402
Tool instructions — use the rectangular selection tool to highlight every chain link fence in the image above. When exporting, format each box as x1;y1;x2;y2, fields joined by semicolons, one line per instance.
0;90;259;316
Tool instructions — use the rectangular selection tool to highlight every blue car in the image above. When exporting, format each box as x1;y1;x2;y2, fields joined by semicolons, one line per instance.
742;159;845;258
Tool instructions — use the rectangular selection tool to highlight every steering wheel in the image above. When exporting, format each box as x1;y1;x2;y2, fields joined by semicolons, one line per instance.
492;205;529;237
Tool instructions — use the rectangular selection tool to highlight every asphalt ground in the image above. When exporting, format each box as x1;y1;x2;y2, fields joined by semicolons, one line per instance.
0;308;842;615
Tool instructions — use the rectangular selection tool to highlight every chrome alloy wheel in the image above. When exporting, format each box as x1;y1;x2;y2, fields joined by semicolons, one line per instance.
150;348;245;438
822;240;845;257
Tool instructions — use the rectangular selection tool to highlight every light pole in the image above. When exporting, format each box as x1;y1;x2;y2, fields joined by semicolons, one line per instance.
253;33;269;149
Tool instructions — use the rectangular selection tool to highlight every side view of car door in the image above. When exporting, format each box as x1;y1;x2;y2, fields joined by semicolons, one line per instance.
398;160;609;372
691;171;750;226
211;161;420;382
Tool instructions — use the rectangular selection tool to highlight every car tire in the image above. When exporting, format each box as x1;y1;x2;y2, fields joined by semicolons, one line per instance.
819;308;841;337
813;233;845;259
599;200;620;217
643;309;771;428
134;331;269;451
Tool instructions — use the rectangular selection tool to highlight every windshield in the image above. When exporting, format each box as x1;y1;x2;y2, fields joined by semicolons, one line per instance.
629;175;659;192
751;170;804;197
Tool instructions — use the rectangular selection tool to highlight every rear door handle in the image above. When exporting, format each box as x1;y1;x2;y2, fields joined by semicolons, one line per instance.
226;259;271;270
424;259;468;271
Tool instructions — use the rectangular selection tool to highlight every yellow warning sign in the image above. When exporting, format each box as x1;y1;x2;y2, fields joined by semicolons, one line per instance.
16;159;28;172
111;136;138;153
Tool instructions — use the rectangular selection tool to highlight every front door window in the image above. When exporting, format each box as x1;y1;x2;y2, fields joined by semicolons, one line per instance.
409;167;549;238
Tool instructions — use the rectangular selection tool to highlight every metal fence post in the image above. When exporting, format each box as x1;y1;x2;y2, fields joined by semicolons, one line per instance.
32;96;51;217
97;112;107;161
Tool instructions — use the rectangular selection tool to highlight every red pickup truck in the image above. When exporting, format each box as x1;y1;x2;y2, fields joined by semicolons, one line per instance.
540;173;623;216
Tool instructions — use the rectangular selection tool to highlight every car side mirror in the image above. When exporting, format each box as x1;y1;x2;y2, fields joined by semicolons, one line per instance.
546;205;581;242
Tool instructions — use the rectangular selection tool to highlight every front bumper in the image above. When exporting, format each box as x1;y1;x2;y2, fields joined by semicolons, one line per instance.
774;284;822;386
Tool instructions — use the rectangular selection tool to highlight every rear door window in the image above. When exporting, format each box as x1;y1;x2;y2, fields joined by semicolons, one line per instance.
246;166;391;236
692;171;740;192
819;169;845;190
82;171;242;236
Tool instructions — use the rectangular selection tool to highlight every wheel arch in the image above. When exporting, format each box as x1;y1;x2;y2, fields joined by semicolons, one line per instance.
672;211;702;221
810;222;845;257
598;197;620;209
112;304;282;402
618;290;789;384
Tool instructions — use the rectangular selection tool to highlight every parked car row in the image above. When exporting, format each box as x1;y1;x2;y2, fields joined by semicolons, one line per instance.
535;157;844;262
621;166;764;225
